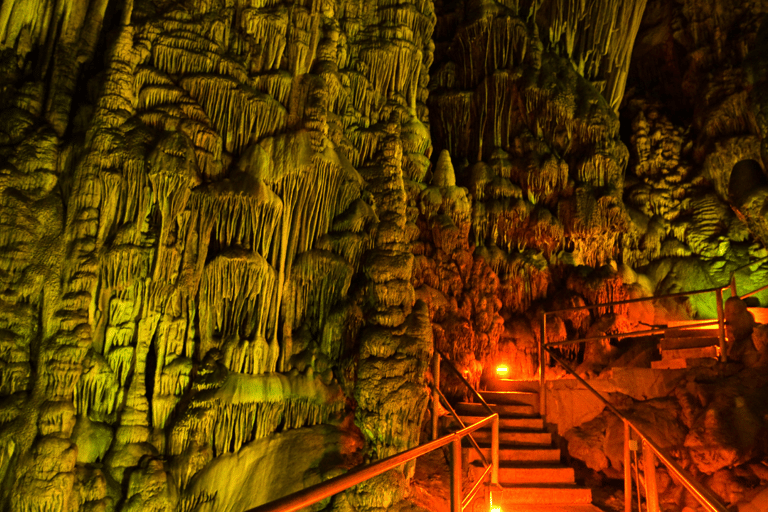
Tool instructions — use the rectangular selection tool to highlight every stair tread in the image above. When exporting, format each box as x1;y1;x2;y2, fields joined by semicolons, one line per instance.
651;357;718;369
481;390;538;399
457;415;544;428
493;506;603;512
455;402;537;416
661;336;719;349
662;346;718;359
491;461;574;468
466;441;556;449
458;413;542;420
493;485;593;504
452;421;546;432
500;483;588;489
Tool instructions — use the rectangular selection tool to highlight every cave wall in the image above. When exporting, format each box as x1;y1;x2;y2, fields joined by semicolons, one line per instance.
0;0;434;510
1;0;768;510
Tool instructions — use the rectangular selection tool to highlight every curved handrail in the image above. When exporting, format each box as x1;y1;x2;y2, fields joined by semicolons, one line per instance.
245;413;499;512
545;319;722;347
546;285;724;315
436;348;495;415
247;350;500;512
432;349;499;485
537;280;768;414
546;348;730;512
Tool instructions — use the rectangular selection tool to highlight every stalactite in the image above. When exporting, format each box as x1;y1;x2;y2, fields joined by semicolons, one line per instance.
100;246;152;291
199;250;277;356
283;250;353;334
191;177;283;258
169;372;343;456
180;75;287;154
250;72;293;106
566;266;629;316
538;0;648;111
477;247;552;314
74;351;119;421
241;6;289;72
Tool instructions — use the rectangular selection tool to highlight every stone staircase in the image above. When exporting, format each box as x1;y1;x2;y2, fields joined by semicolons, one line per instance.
449;388;602;510
652;306;768;369
651;320;720;369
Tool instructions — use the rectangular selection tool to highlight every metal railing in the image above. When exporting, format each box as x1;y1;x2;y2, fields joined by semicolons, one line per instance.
546;349;729;512
538;284;733;416
247;350;499;512
535;270;768;512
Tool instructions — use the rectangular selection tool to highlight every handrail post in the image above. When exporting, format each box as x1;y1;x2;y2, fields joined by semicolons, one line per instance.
539;313;547;418
644;440;661;512
491;414;499;486
451;436;462;512
716;288;727;362
730;273;738;298
432;351;441;441
624;420;631;512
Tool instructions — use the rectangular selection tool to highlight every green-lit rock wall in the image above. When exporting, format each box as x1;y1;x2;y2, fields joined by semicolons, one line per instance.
0;0;768;510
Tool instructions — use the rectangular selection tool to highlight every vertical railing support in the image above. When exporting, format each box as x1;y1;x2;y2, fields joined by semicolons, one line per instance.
432;351;441;441
643;440;661;512
716;288;727;362
730;273;738;298
491;414;499;486
624;420;631;512
539;314;547;418
451;436;462;512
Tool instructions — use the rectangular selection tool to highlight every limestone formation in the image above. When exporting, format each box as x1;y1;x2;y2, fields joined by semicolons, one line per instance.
1;0;768;510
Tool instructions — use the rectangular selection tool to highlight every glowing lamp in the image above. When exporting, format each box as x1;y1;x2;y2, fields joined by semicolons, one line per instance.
495;364;509;378
490;507;502;512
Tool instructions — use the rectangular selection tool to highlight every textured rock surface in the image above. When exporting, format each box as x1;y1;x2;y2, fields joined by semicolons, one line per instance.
2;0;768;510
0;0;434;510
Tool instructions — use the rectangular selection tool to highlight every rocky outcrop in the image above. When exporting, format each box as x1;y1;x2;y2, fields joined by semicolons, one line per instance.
564;351;768;509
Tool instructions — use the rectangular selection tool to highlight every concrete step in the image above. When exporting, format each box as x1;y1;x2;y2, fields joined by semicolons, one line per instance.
749;307;768;324
651;357;718;370
484;379;540;393
491;504;604;512
665;318;717;338
466;428;551;445
480;390;539;408
466;443;560;463
471;462;575;484
457;414;544;430
661;335;719;350
492;484;593;504
662;346;718;360
455;401;536;417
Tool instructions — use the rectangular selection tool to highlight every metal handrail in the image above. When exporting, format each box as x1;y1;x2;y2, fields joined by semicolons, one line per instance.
538;284;734;415
432;349;500;486
436;348;495;415
246;414;498;512
546;349;730;512
545;286;724;315
434;385;489;466
248;350;500;512
742;282;768;299
545;319;722;346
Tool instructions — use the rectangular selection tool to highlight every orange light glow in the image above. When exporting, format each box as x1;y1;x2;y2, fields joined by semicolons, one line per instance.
495;364;509;377
490;507;501;512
